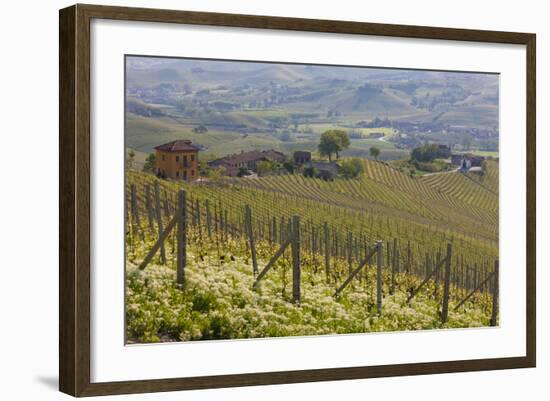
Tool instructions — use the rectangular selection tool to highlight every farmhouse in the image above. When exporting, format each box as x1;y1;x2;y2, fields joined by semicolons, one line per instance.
154;139;200;181
208;149;287;177
293;151;312;165
469;155;485;167
451;153;485;168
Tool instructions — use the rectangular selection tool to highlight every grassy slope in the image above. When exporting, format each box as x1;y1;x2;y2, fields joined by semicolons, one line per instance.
126;113;283;158
127;112;409;161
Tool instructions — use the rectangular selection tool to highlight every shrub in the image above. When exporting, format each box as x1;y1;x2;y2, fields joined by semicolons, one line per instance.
303;167;317;178
339;158;364;179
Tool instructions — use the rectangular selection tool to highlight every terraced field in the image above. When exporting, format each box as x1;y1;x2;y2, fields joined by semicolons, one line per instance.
421;161;498;218
236;159;498;243
127;158;498;273
125;158;499;342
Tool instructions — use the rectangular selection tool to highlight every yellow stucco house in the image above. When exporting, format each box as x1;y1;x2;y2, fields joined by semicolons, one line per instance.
154;140;200;181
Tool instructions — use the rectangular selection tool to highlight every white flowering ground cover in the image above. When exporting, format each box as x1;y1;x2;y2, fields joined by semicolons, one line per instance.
126;239;493;343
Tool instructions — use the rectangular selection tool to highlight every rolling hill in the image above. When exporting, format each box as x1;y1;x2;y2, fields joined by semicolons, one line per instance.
126;56;498;126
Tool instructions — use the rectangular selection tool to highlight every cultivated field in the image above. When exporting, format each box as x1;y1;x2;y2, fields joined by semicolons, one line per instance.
125;159;499;342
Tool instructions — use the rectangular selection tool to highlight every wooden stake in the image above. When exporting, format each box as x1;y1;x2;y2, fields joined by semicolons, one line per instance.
490;260;499;326
154;181;166;264
376;241;383;316
176;190;186;284
130;184;140;234
391;238;397;295
206;199;212;239
441;243;453;323
348;232;353;276
145;184;154;233
324;222;330;281
292;215;301;303
138;215;177;271
245;205;258;276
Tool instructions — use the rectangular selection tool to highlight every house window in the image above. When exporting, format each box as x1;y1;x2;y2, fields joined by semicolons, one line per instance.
191;155;195;162
176;156;179;162
191;170;195;176
162;154;165;161
176;171;179;177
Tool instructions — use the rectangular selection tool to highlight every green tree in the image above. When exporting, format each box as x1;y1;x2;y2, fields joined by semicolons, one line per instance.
237;166;250;177
143;153;156;173
256;160;277;176
193;124;208;133
283;161;296;174
303;166;317;178
333;130;350;159
126;149;135;170
411;143;449;163
318;129;350;161
369;146;381;161
208;166;225;182
339;158;364;178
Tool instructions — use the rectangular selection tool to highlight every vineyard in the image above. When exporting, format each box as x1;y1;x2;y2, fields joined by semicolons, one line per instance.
125;159;499;343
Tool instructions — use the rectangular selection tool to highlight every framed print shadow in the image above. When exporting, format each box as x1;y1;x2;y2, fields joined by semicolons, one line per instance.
59;4;536;397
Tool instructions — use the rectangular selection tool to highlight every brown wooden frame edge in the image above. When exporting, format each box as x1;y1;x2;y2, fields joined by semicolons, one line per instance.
59;3;536;397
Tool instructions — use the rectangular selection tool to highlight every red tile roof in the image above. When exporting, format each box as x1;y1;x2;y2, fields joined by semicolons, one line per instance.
154;140;200;152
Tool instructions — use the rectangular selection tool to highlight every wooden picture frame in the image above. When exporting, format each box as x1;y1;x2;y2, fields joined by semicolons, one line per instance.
59;3;536;397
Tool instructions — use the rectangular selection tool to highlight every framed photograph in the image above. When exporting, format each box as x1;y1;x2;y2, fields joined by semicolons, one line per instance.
59;4;536;397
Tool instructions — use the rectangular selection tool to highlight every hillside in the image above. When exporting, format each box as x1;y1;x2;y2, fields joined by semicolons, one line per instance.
126;112;411;160
127;157;498;268
125;159;499;342
125;56;500;162
123;55;501;343
421;161;498;216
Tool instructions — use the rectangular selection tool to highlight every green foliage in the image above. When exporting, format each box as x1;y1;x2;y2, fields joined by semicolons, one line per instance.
413;159;450;173
256;160;277;176
193;124;208;133
143;153;156;173
126;149;136;170
303;166;317;178
283;161;296;174
411;143;449;163
318;129;350;161
208;166;225;182
369;146;381;160
338;158;364;179
237;166;251;177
